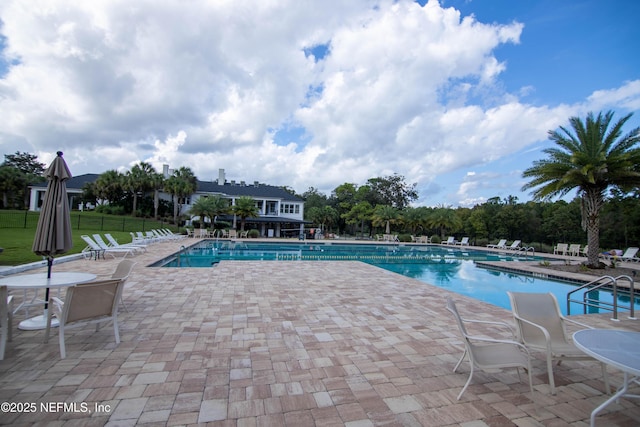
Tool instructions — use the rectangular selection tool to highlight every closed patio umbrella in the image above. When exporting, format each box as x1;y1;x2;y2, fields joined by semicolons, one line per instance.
32;151;73;278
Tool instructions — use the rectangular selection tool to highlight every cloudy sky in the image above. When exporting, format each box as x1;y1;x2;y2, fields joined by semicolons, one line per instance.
1;0;639;207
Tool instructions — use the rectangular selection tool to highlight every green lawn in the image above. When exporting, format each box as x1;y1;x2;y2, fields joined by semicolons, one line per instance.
0;211;182;266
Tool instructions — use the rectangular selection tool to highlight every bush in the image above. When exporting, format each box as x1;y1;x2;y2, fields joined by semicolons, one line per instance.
430;235;441;244
248;229;259;238
398;234;412;242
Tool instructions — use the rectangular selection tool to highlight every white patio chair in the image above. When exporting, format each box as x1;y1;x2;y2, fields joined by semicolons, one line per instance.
507;291;609;395
96;259;137;312
446;296;533;400
45;279;124;359
568;244;581;257
553;243;568;255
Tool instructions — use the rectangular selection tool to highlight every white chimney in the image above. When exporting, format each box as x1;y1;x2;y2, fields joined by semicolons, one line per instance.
218;168;226;185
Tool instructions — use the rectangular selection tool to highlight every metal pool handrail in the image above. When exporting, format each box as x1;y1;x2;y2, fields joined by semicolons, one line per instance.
567;275;636;320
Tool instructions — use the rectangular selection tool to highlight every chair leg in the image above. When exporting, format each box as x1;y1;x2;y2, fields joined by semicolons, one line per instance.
0;328;5;360
546;355;556;395
526;366;534;397
0;311;6;361
601;363;610;394
58;325;66;359
113;317;120;344
457;364;475;400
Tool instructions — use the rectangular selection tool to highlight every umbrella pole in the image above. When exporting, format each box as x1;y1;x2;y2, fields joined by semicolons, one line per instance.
44;257;53;312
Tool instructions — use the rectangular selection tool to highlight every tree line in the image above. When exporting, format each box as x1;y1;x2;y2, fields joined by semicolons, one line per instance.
304;186;640;251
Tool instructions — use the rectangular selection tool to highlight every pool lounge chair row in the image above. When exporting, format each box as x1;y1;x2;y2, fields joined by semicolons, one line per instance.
131;229;185;243
81;229;184;259
81;234;143;259
486;239;529;251
441;236;469;246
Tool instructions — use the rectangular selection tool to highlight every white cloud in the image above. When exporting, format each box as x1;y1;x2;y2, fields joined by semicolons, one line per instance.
0;0;637;206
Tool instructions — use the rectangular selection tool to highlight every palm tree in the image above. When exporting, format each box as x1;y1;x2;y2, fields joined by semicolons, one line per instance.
189;195;230;230
427;206;462;240
522;111;640;268
94;170;124;205
208;195;231;228
342;201;373;237
149;170;165;219
371;205;401;234
319;206;338;234
164;167;197;225
189;197;214;230
124;162;156;216
232;196;259;231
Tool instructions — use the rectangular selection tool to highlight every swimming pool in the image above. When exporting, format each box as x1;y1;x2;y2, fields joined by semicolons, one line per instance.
153;240;640;315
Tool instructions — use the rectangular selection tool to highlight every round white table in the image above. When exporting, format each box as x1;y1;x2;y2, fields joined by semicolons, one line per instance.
573;329;640;426
0;272;96;330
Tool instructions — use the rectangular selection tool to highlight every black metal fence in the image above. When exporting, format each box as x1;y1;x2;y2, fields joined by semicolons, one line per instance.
0;211;177;232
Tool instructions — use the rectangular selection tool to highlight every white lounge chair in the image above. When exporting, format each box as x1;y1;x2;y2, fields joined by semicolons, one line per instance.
163;229;186;239
507;240;522;250
81;235;136;259
94;234;141;255
104;233;147;252
487;239;507;249
45;279;124;359
446;297;533;400
154;229;179;240
442;236;456;245
455;237;469;246
132;232;156;244
507;292;609;395
601;247;640;263
94;234;144;255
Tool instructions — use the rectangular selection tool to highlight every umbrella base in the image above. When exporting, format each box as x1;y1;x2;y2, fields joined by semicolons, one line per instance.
19;315;59;330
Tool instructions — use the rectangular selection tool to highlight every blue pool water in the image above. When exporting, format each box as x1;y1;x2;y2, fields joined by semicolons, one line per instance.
155;241;639;315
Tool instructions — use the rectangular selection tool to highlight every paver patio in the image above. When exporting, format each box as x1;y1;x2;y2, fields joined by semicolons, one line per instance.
1;239;639;426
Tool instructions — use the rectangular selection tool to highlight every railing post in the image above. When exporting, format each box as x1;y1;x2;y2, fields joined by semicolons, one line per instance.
611;280;619;321
614;275;636;320
630;278;636;320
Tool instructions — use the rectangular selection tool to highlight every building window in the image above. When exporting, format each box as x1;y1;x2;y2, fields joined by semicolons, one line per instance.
280;203;300;214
